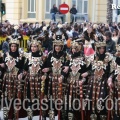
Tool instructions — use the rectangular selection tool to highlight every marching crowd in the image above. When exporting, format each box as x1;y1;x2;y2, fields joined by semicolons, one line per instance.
0;20;120;120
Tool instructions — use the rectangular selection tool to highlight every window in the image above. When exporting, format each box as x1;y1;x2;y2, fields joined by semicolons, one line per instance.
72;0;76;5
84;0;88;13
72;0;88;14
28;0;36;18
45;0;62;19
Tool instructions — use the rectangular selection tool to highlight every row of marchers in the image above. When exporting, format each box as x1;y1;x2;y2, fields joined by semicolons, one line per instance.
0;38;120;120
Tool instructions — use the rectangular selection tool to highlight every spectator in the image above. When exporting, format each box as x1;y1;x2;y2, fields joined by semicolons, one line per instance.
47;21;52;31
11;25;20;39
34;22;39;30
50;4;58;22
42;31;53;52
2;23;7;34
112;29;119;44
104;31;116;54
104;24;110;32
70;5;77;24
58;12;65;24
100;26;106;35
5;20;10;25
39;21;46;32
83;26;95;56
78;23;84;34
66;26;73;38
22;22;29;35
73;26;79;39
58;5;65;24
34;22;40;34
112;22;118;31
117;37;120;44
2;36;11;53
28;23;34;35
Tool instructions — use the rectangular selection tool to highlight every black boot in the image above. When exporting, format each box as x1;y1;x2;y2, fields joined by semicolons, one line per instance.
100;115;107;120
3;107;8;120
68;112;74;120
49;110;55;120
61;110;67;120
90;114;97;120
42;110;46;120
27;107;33;120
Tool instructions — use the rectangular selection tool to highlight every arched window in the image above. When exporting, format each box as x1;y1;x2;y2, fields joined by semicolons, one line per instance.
28;0;36;18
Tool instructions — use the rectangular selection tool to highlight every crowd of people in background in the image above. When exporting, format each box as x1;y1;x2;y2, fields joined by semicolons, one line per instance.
1;19;120;55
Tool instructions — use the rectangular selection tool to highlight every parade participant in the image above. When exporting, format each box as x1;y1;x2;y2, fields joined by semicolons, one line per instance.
66;41;89;120
0;51;5;105
23;39;47;120
42;39;69;120
2;38;26;120
85;40;113;120
109;44;120;120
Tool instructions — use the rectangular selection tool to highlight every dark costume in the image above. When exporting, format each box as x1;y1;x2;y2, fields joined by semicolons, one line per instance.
66;41;89;120
45;40;69;120
85;41;113;120
110;44;120;120
0;52;5;103
2;39;26;119
23;40;47;120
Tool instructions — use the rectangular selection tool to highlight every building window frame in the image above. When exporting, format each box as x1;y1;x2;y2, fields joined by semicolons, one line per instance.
72;0;88;14
45;0;62;19
28;0;36;18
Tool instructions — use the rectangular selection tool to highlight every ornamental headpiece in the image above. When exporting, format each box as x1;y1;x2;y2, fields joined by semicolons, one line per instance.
71;41;82;51
95;41;106;48
30;40;40;46
9;38;20;45
30;35;41;50
53;40;64;46
30;39;41;50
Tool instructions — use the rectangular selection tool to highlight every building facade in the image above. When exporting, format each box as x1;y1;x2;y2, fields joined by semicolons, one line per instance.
112;0;120;22
2;0;117;24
